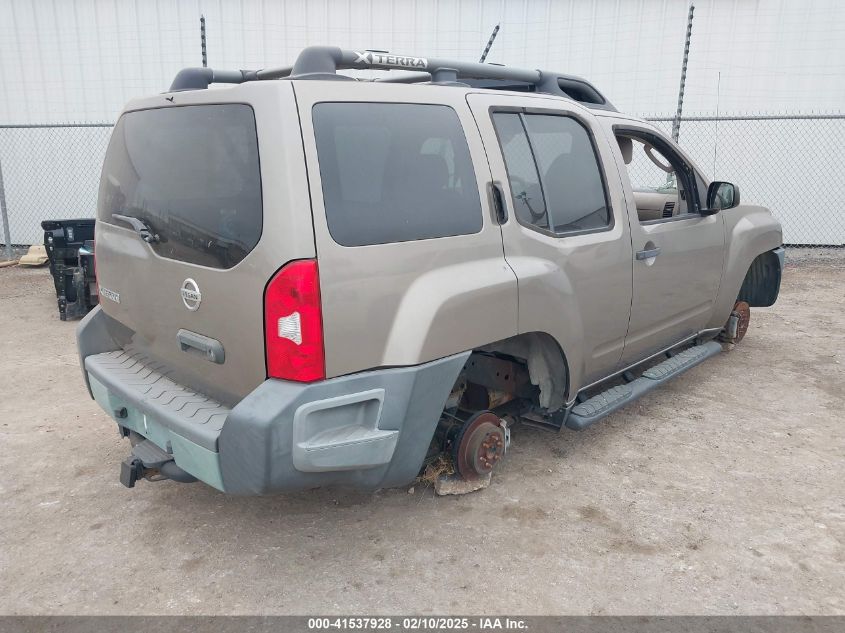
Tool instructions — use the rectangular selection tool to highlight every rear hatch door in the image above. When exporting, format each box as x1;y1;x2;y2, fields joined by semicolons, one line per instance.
94;83;314;405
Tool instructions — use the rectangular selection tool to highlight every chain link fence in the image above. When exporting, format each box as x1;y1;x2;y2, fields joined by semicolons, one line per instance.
1;114;844;260
0;124;112;259
646;114;845;247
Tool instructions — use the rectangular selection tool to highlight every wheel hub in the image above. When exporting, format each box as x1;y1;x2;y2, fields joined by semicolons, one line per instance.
454;411;507;479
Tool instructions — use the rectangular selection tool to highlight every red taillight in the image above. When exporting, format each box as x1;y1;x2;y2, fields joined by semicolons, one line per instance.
264;259;325;382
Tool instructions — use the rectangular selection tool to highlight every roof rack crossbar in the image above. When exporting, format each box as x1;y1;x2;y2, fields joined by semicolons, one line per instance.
169;67;259;91
168;46;615;111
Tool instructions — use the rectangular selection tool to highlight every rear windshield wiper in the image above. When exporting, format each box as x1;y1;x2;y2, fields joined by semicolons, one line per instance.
112;214;160;243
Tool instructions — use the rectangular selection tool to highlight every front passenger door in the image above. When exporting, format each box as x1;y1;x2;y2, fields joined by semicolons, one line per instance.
608;122;726;365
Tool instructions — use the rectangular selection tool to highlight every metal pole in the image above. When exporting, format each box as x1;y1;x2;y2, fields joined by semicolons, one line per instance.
713;71;721;178
671;3;695;142
0;157;13;260
200;15;207;68
479;23;500;63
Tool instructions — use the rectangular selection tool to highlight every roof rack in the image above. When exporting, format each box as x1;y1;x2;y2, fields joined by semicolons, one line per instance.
169;45;616;112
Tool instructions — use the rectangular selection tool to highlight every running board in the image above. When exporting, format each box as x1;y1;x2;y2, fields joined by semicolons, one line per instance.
566;341;723;431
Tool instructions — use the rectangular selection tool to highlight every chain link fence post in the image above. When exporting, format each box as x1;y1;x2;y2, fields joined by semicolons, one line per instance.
0;156;13;260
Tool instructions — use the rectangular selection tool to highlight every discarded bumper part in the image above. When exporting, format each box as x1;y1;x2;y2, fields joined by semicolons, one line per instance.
18;243;49;266
41;219;98;320
566;341;724;430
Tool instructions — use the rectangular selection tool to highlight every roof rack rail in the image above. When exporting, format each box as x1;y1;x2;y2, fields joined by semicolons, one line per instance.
168;45;616;112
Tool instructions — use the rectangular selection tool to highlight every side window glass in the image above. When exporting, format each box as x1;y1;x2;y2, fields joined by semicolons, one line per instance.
624;138;678;193
616;133;698;222
492;113;549;230
492;112;611;235
522;115;610;232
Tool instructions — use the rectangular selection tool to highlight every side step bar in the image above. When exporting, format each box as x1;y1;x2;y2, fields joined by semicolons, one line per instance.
566;341;723;431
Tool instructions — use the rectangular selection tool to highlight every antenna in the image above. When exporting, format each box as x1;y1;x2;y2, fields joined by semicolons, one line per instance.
479;23;501;63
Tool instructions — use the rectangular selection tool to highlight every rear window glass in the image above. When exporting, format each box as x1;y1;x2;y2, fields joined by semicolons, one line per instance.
312;103;482;247
98;104;262;269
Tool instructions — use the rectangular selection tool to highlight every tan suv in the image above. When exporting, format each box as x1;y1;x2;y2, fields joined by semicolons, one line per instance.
77;46;784;494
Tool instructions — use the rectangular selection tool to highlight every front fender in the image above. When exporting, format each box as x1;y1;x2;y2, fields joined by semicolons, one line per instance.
706;205;783;329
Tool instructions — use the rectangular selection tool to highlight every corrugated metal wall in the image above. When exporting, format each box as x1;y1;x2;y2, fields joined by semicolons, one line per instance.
2;0;844;123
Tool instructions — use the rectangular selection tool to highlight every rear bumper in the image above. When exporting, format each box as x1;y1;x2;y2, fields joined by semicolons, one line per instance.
79;307;468;494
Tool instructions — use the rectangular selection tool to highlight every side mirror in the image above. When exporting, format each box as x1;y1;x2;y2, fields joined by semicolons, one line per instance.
702;181;740;215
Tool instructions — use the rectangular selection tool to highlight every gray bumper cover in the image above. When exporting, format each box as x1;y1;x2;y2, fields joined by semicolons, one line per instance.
78;307;468;494
219;352;468;494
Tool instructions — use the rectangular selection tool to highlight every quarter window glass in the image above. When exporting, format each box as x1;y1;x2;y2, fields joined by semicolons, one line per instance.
312;103;483;247
493;112;610;234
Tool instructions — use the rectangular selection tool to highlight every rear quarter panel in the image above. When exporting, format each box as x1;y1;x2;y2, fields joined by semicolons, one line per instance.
293;81;518;378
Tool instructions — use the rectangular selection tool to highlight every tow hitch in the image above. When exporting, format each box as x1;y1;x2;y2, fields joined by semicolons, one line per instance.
119;438;197;488
119;457;146;488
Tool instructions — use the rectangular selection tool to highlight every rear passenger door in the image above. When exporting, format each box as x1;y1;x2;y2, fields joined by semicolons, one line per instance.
467;94;633;395
294;82;518;379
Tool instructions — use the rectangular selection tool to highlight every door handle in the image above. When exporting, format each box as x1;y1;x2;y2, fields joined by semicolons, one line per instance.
489;182;508;224
177;329;225;364
636;246;661;260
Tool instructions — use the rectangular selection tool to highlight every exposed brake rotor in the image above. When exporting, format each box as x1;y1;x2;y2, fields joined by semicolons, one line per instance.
452;411;507;480
732;301;751;342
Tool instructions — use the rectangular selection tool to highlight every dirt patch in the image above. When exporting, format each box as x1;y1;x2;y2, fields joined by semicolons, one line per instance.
0;259;843;615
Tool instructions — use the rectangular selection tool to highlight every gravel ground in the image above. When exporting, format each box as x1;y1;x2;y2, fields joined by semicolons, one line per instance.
1;254;843;615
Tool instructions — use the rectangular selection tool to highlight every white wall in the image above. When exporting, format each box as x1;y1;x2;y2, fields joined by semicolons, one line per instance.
1;0;844;245
2;0;844;122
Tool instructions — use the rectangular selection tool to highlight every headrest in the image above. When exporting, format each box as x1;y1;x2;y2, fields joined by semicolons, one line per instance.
616;136;633;165
413;154;449;189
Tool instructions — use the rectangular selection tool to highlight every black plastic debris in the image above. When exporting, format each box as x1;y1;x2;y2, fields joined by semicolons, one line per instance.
41;219;98;320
